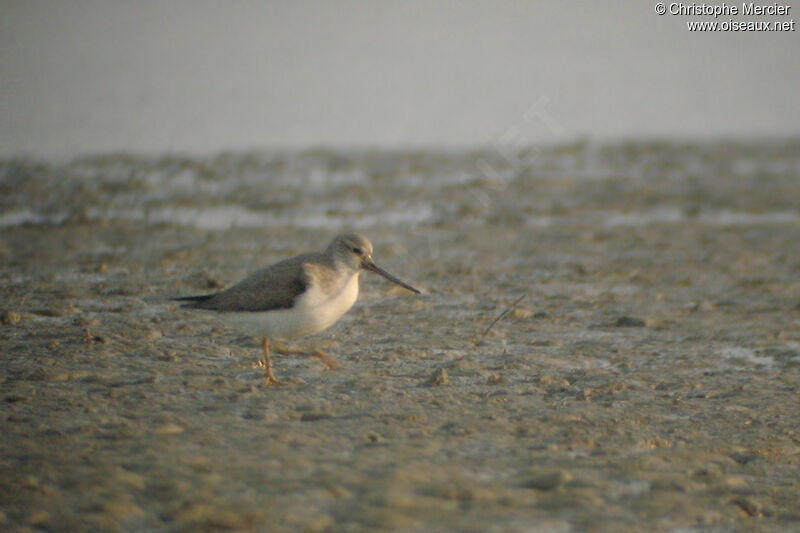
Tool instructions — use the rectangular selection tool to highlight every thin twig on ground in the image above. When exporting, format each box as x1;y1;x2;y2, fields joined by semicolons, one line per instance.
477;294;527;344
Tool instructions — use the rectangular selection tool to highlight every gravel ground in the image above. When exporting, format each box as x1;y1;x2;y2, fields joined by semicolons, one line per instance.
2;141;799;532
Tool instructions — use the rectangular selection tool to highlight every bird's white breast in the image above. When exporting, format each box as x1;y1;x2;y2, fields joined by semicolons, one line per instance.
220;270;360;340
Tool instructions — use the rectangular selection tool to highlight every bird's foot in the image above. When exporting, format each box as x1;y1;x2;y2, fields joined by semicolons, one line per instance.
263;366;292;386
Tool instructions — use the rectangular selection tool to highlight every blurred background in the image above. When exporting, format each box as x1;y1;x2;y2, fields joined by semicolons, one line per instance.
2;0;798;158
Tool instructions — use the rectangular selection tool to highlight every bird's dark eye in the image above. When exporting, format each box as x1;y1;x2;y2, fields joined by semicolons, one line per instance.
352;247;363;255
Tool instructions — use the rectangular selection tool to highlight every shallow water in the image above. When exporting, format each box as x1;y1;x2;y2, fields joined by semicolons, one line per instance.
2;140;800;531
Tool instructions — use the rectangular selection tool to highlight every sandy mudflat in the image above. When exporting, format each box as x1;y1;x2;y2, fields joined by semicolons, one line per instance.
1;141;799;532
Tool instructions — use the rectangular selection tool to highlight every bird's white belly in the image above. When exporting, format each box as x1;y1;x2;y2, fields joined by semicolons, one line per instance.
220;273;360;340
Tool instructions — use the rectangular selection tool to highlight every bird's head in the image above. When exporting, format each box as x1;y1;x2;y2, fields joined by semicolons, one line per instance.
329;233;420;294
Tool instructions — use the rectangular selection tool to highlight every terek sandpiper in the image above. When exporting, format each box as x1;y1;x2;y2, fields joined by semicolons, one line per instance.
174;233;421;384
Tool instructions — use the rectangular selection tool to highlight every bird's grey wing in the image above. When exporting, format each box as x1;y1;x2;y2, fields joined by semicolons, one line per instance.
175;255;312;312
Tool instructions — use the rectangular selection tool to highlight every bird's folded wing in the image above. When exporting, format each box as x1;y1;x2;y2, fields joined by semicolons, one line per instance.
175;257;311;312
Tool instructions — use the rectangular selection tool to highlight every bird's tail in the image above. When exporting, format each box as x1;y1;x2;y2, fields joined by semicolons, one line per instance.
172;294;215;308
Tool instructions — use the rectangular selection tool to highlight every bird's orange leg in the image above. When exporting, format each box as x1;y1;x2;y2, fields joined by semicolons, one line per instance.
273;344;340;370
262;338;288;385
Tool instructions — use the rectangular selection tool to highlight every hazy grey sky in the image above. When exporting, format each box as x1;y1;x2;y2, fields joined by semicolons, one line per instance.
2;1;799;157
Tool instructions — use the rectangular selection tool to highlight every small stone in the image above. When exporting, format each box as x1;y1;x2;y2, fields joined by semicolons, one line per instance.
731;497;763;517
84;330;109;345
154;423;184;435
428;367;449;386
512;308;533;319
486;373;506;385
614;316;646;327
539;374;570;388
364;431;384;443
1;311;21;325
720;475;749;491
524;470;572;491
